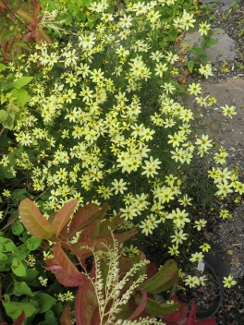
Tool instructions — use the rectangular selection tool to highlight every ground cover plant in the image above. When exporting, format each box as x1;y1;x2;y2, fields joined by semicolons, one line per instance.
0;0;243;323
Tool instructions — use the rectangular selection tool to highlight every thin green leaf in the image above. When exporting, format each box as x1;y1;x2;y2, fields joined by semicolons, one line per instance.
146;297;180;316
142;259;178;294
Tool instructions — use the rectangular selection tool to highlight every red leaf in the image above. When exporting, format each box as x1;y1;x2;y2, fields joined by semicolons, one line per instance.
184;302;197;325
128;289;147;320
60;305;72;325
50;199;77;237
90;306;100;325
69;203;100;238
19;198;52;239
13;310;25;325
77;221;97;243
52;242;84;286
146;262;158;279
163;300;188;324
33;1;41;21
75;278;99;325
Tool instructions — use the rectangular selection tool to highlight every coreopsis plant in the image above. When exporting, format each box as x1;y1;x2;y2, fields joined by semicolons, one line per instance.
0;0;241;294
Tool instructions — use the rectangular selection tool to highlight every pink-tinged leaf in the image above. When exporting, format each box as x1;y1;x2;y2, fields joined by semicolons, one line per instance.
52;242;84;287
33;1;41;21
16;9;35;23
146;262;158;279
75;278;99;325
60;305;72;325
45;265;62;271
54;268;82;287
119;253;145;274
163;301;188;325
114;230;138;245
184;302;196;325
70;235;113;257
69;203;106;239
50;199;77;237
19;198;52;239
71;230;138;257
90;306;100;325
22;31;33;42
13;310;25;325
98;212;124;236
34;26;53;44
77;221;97;243
129;289;147;320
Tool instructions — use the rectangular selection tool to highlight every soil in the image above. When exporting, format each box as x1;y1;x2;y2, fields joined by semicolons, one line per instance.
181;2;244;324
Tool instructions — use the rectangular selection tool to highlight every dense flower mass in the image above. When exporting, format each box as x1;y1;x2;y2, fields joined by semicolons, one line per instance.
0;0;240;293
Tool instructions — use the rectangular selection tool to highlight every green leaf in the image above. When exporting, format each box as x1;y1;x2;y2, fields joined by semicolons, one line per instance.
0;251;8;261
146;297;180;316
35;293;56;313
0;109;8;122
13;40;30;51
13;281;34;297
12;188;28;203
25;236;42;250
10;88;29;106
0;63;7;72
12;257;26;277
50;199;77;237
0;237;17;252
44;310;58;325
3;115;14;129
12;219;25;235
15;243;31;261
2;300;36;321
187;59;196;73
20;269;39;284
190;46;205;55
13;77;33;89
142;259;178;294
201;37;218;49
19;198;53;240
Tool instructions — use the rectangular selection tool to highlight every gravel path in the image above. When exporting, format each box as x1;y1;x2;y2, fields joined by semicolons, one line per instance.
189;1;244;323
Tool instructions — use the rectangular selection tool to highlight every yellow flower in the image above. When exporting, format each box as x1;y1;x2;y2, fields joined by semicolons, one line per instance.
200;243;211;252
2;189;11;198
223;275;237;288
199;21;211;36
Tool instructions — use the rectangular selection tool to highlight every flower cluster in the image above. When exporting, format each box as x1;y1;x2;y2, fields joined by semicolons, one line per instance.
1;0;240;291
